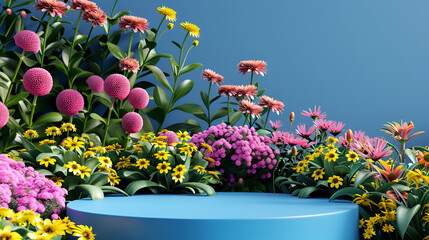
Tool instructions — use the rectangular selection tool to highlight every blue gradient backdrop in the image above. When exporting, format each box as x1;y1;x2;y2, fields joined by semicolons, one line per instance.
24;0;429;146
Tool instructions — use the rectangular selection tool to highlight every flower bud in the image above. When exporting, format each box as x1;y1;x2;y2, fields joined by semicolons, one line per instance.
292;146;297;156
346;129;353;143
6;9;12;15
289;112;295;122
238;178;244;184
20;11;26;18
192;40;199;47
167;23;174;29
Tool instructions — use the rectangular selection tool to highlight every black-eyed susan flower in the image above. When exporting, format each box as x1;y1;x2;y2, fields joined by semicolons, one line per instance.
88;146;107;154
38;157;56;168
193;165;206;174
39;139;56;145
45;126;62;136
157;161;171;174
328;175;343;189
98;157;112;168
34;218;68;238
78;166;91;179
63;137;85;151
0;208;13;218
60;123;77;133
83;151;96;159
135;158;150;170
153;140;167;149
208;171;220;180
73;225;96;240
324;150;339;162
381;209;396;221
0;226;23;239
179;147;192;156
346;150;359;163
303;154;314;162
173;164;187;174
157;6;176;22
325;144;337;151
154;150;170;161
172;171;185;183
108;172;120;186
311;168;325;181
200;143;212;154
64;161;82;175
293;161;307;173
50;177;64;186
325;136;338;144
115;160;131;170
180;22;200;38
23;129;39;139
176;131;191;142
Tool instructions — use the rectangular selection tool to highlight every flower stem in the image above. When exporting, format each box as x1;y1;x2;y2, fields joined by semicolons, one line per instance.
124;133;130;151
5;51;24;103
180;45;194;70
40;15;52;68
84;26;94;51
107;0;119;36
70;10;82;58
207;82;212;127
127;31;134;57
178;32;189;70
400;142;406;164
155;16;165;40
36;12;47;32
227;95;230;123
250;72;254;85
29;95;38;128
102;99;115;146
264;110;271;129
67;115;73;138
83;93;93;132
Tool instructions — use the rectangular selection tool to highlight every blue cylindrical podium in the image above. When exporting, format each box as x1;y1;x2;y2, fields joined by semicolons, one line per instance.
67;192;359;240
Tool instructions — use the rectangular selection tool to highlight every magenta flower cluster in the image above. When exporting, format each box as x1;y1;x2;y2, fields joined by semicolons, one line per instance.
191;123;279;187
0;155;67;219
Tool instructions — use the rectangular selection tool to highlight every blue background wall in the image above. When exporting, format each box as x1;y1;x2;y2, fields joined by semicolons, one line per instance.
24;0;429;146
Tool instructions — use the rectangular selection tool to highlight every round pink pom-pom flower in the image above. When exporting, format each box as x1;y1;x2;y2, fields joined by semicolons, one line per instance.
122;112;143;133
87;75;104;93
0;101;9;128
14;30;40;53
23;68;53;96
56;89;84;116
128;88;149;109
159;131;179;146
104;74;130;100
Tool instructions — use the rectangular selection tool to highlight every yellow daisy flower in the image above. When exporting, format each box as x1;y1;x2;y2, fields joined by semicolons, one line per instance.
154;150;170;161
293;161;307;173
157;161;171;174
382;224;395;233
63;137;85;151
0;207;14;218
98;157;112;168
23;129;39;139
311;168;325;181
153;140;167;149
0;226;22;240
45;127;62;136
346;150;359;163
179;147;192;156
157;6;176;22
73;225;96;240
325;144;337;151
37;157;56;168
79;166;91;179
83;151;96;158
363;227;376;239
328;175;343;189
200;143;212;153
177;130;191;142
108;172;120;186
39;139;56;145
172;171;185;183
135;158;150;169
64;161;82;175
35;218;68;238
173;164;187;174
324;150;339;162
193;165;206;174
60;123;77;133
325;137;338;144
88;146;107;154
180;22;200;38
50;177;64;186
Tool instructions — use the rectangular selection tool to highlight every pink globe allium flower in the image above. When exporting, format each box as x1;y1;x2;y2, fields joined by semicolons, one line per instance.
238;60;267;76
23;68;53;96
104;74;130;100
34;0;67;18
238;100;263;118
82;7;107;27
56;89;84;116
258;96;284;115
201;69;224;86
159;131;179;146
70;0;97;12
86;75;104;93
118;15;149;33
20;11;27;18
128;88;149;109
119;58;139;72
0;101;9;128
122;112;143;133
14;30;41;53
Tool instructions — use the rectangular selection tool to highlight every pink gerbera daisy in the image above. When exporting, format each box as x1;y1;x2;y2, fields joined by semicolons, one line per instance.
269;120;282;131
201;69;224;86
70;0;97;12
234;85;257;99
329;121;345;136
118;15;149;33
34;0;67;18
238;60;267;76
315;119;334;131
358;137;392;161
296;124;316;138
119;58;139;72
301;106;326;120
82;7;107;27
218;85;238;97
258;96;284;114
238;100;263;118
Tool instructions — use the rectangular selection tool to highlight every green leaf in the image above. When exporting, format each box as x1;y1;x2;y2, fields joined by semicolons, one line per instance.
100;186;129;196
211;108;229;122
298;186;319;198
171;41;182;50
334;165;350;176
33;112;63;127
125;180;168;195
405;149;418;165
229;111;242;125
329;187;365;200
153;86;169;112
396;205;421;239
90;113;106;125
353;170;376;188
172;103;205;115
6;92;29;107
170;57;179;80
45;40;65;53
200;91;209;109
11;0;34;8
179;63;202;75
112;10;131;20
75;184;104;200
146;65;173;92
175;182;215;196
172;80;193;104
256;129;271;136
14;16;25;34
107;42;127;60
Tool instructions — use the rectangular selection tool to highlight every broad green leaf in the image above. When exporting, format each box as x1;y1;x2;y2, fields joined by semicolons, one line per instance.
90;113;106;125
6;92;29;107
179;63;202;75
229;111;242;125
107;42;127;59
87;172;109;186
100;186;129;196
211;107;229;122
329;187;365;200
112;10;131;20
146;65;172;91
200;91;209;109
171;79;193;104
256;129;271;136
75;184;104;200
298;186;319;198
405;149;418;164
172;103;205;115
125;180;167;195
33;112;63;127
175;182;215;196
353;170;376;188
11;0;34;8
397;205;421;239
153;86;169;112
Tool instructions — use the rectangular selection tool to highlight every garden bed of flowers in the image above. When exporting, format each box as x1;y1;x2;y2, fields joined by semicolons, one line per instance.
0;0;427;239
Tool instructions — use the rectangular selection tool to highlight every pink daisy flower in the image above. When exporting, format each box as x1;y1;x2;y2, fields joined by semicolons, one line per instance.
357;137;392;161
329;121;345;136
269;120;282;131
301;141;316;149
238;60;267;76
70;0;97;12
34;0;67;18
234;85;257;99
314;119;334;131
82;7;107;27
118;15;149;33
218;85;238;97
282;132;308;147
119;58;139;72
296;124;316;138
238;100;263;118
258;96;284;115
201;69;224;86
122;112;143;133
301;106;326;120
